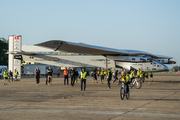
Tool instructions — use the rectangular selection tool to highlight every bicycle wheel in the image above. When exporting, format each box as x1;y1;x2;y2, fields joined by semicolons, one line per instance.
129;83;133;89
120;87;124;100
135;81;142;89
126;91;130;99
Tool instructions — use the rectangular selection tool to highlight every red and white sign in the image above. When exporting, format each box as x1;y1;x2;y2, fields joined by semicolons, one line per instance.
14;36;19;40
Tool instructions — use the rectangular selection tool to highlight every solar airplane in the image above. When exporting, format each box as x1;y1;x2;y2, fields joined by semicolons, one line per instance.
10;40;176;72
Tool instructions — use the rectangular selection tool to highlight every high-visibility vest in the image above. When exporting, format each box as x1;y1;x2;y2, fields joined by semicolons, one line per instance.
122;74;130;83
145;72;148;76
100;71;104;76
81;72;87;79
14;71;18;76
140;72;143;77
137;70;140;76
149;72;152;75
4;71;8;78
104;71;106;75
107;71;110;78
130;71;134;79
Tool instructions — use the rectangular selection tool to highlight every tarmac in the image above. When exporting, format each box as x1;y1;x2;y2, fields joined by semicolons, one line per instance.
0;74;180;120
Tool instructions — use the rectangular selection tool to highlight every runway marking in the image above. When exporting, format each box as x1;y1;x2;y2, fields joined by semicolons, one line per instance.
0;108;179;118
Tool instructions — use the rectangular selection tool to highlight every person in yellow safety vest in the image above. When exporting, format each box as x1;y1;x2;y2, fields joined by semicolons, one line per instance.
145;72;149;81
137;68;141;79
118;71;130;93
104;69;107;77
129;69;135;82
107;69;112;89
79;68;87;91
4;69;8;85
14;69;18;81
139;71;144;83
100;68;104;84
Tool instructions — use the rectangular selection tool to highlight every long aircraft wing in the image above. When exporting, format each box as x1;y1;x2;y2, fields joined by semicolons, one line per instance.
35;40;173;59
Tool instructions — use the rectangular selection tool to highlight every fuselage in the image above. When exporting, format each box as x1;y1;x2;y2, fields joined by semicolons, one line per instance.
20;54;169;72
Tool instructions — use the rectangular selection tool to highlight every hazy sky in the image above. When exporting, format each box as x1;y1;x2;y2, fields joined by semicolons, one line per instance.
1;0;179;67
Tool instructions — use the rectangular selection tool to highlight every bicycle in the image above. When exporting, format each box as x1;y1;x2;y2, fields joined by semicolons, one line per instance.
129;77;142;89
120;81;130;100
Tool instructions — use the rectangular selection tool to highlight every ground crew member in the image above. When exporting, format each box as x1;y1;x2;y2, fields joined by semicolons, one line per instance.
140;71;144;83
92;68;98;83
57;70;60;77
70;67;75;87
34;67;41;86
107;69;112;89
104;69;107;83
45;71;48;85
149;72;153;83
129;69;135;82
47;66;53;86
145;72;149;81
100;68;104;84
79;68;87;91
74;68;79;84
63;67;69;85
14;69;18;81
8;70;13;82
118;71;130;93
113;69;118;83
97;70;100;77
137;68;140;80
4;69;8;85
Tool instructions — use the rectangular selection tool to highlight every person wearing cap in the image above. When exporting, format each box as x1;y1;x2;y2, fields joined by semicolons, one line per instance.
107;69;112;89
79;68;87;91
4;69;8;85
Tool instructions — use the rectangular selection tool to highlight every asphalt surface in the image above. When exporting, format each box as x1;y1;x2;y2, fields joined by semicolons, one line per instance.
0;74;180;120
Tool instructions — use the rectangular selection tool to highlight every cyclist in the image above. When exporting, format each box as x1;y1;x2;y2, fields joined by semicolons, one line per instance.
118;71;130;93
137;68;141;81
129;69;135;82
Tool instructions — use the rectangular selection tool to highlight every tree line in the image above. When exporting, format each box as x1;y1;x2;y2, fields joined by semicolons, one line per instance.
171;66;180;72
0;37;8;66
